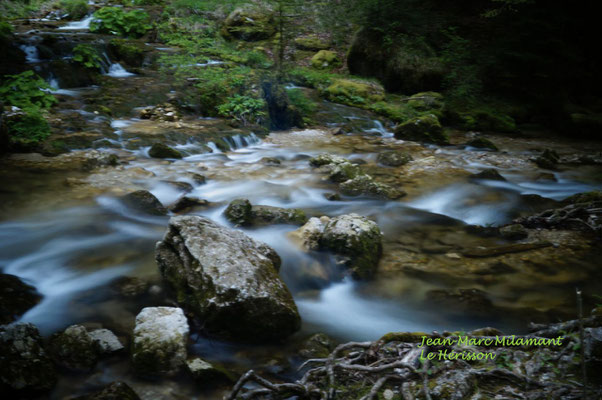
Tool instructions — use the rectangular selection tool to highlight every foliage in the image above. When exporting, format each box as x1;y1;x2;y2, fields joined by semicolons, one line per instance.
60;0;89;20
72;44;103;70
90;7;152;38
0;21;13;40
245;50;272;69
0;70;56;147
0;71;56;110
0;0;48;19
286;88;316;117
217;95;266;125
440;28;482;102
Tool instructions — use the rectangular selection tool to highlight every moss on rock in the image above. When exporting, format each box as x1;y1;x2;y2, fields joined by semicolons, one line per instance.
324;79;385;106
311;50;342;70
294;36;330;51
394;114;449;145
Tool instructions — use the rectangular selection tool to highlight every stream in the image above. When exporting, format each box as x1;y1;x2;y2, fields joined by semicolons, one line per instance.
3;12;602;400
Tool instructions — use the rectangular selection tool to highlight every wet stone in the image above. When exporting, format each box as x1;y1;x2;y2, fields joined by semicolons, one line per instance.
0;273;42;325
121;190;167;216
47;325;101;371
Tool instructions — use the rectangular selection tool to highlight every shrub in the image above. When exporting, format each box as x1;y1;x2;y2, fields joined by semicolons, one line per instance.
287;88;316;116
3;110;51;147
90;7;152;38
60;0;89;20
72;44;103;70
217;95;267;125
0;70;57;110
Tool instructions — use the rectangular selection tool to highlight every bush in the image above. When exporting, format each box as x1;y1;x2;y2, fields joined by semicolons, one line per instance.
90;7;152;38
60;0;89;21
0;71;56;147
0;70;57;110
72;44;103;70
217;95;267;125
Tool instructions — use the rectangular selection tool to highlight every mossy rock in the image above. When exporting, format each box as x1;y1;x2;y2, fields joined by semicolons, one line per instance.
221;6;276;41
326;161;361;183
561;190;602;205
324;79;385;107
311;50;341;70
377;151;413;167
121;190;167;216
340;174;405;200
458;108;517;133
224;198;253;226
148;143;183;159
394;114;448;145
224;199;307;226
47;325;101;371
467;137;498;151
109;39;146;68
294;36;330;51
407;92;444;112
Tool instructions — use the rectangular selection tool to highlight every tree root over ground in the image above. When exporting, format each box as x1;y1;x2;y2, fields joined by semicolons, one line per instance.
226;317;602;400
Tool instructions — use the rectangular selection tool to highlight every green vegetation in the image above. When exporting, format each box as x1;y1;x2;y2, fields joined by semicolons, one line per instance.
90;7;152;38
60;0;88;20
0;70;56;147
217;95;267;126
72;44;103;70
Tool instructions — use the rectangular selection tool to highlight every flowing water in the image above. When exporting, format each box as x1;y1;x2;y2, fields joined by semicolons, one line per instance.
3;14;602;399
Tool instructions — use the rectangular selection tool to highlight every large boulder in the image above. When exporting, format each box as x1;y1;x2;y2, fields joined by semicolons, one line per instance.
347;28;445;93
148;143;183;159
221;6;276;41
394;114;448;145
47;325;101;371
121;190;167;216
0;273;42;324
132;307;189;377
155;216;301;341
319;214;383;279
0;323;57;394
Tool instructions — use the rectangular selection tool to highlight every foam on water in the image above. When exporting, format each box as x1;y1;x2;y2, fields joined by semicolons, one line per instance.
58;15;94;30
105;63;136;77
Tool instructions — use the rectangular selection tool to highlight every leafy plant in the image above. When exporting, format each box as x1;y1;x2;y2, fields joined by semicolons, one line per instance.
60;0;89;20
217;95;267;125
0;71;57;110
3;110;51;147
72;44;103;70
90;7;152;38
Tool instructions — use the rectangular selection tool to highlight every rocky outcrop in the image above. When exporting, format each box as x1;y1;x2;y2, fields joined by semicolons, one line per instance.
132;307;189;377
0;323;57;394
394;114;448;145
148;143;183;159
121;190;167;216
0;274;42;324
221;6;275;41
155;216;301;341
290;214;383;279
47;325;101;371
224;198;307;226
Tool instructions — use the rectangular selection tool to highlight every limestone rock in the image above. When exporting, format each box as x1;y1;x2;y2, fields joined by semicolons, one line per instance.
155;216;301;341
288;216;331;251
132;307;189;377
88;329;124;354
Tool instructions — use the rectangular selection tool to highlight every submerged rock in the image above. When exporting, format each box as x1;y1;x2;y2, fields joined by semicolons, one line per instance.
0;273;42;324
394;114;448;145
377;150;413;167
499;224;529;240
155;216;301;341
0;323;57;393
148;143;183;159
224;198;307;226
466;137;499;151
47;325;101;371
132;307;189;377
73;381;141;400
121;190;167;216
469;168;506;181
309;153;348;167
533;149;560;170
169;197;211;214
319;214;383;279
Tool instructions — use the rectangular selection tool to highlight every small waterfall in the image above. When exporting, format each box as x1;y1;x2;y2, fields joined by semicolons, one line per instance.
207;142;222;153
58;15;94;30
364;120;393;137
20;44;40;63
105;63;135;78
224;133;261;150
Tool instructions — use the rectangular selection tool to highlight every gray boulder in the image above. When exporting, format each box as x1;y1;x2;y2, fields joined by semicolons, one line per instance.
121;190;167;216
47;325;101;371
88;329;124;354
0;323;57;393
224;198;307;226
132;307;189;377
155;216;301;342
